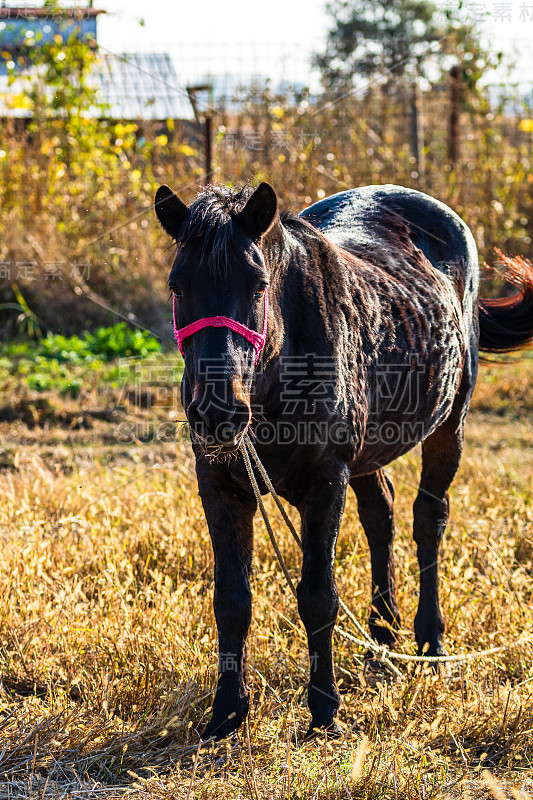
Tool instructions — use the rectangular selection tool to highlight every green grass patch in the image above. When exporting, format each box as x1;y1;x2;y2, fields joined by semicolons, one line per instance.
0;323;162;397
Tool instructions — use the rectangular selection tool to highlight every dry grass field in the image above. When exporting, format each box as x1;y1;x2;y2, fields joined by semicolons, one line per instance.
0;354;532;799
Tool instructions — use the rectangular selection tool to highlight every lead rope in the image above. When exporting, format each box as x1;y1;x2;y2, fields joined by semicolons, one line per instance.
241;432;402;677
240;441;298;597
240;432;533;669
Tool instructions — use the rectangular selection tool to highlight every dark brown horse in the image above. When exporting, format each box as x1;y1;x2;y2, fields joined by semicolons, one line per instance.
154;182;533;740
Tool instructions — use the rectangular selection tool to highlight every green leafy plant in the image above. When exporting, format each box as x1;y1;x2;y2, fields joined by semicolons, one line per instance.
0;285;43;339
1;324;162;395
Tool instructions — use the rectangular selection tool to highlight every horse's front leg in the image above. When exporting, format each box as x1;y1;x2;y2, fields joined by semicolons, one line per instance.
197;464;256;741
297;461;349;738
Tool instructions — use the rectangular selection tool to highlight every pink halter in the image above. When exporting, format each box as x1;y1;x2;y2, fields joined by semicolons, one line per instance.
173;290;268;366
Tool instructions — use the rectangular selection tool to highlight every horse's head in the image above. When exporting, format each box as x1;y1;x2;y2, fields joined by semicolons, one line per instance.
155;182;278;455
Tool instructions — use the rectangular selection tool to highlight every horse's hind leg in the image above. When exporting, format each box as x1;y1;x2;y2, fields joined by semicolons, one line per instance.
413;380;473;657
351;470;401;647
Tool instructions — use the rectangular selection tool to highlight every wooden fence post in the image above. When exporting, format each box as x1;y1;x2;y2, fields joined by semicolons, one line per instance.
448;65;461;166
409;80;425;178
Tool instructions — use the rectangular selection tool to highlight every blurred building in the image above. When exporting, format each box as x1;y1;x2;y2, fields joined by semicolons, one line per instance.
0;3;192;120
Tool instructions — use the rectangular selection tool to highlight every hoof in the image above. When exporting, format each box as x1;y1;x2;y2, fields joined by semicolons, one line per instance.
417;642;449;671
304;720;344;741
200;713;242;743
363;654;399;686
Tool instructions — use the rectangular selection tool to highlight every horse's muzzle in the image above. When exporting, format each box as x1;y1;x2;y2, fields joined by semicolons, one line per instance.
203;430;247;456
187;378;251;453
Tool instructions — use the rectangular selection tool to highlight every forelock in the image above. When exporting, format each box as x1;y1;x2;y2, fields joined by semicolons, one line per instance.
176;185;255;277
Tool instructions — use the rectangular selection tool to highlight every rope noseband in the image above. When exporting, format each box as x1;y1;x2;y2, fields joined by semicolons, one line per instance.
174;290;268;365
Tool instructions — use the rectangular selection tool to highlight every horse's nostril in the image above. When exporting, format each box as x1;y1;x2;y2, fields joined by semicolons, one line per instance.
187;401;200;423
215;422;240;445
234;398;251;422
187;401;207;435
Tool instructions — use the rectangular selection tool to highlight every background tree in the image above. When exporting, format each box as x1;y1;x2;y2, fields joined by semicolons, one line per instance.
315;0;482;90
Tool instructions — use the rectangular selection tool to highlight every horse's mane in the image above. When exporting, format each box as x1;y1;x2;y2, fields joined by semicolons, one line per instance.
176;185;444;293
175;184;359;274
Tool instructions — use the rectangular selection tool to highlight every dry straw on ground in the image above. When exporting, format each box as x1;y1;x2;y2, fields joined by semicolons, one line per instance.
0;356;531;798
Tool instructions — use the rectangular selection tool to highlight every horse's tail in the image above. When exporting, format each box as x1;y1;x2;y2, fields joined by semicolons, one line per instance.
478;253;533;353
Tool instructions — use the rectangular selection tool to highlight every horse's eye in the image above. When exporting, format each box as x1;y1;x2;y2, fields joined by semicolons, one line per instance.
172;291;183;301
254;288;265;300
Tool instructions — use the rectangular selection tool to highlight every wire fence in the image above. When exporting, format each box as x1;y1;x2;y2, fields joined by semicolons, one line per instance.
191;72;533;271
2;33;533;334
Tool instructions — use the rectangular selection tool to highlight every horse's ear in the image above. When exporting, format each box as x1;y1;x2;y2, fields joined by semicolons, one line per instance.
154;184;189;239
237;182;278;240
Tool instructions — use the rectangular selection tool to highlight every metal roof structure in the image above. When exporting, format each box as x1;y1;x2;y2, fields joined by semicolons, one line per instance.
0;50;194;120
95;52;192;121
